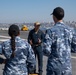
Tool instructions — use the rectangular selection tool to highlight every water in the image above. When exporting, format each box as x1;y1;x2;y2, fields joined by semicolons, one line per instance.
0;23;53;31
0;23;76;32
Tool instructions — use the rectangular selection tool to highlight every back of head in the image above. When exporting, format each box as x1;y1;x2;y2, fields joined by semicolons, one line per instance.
8;24;20;58
51;7;64;20
8;24;19;37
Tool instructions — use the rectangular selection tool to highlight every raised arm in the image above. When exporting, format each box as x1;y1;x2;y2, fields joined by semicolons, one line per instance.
71;31;76;53
43;29;52;56
26;44;36;73
0;43;6;64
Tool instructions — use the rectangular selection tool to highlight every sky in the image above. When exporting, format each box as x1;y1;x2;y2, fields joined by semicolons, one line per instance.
0;0;76;23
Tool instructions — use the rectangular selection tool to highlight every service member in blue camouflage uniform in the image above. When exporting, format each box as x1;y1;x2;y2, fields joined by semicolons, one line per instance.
0;24;36;75
43;7;76;75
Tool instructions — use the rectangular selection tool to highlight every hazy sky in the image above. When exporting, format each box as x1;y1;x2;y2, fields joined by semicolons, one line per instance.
0;0;76;23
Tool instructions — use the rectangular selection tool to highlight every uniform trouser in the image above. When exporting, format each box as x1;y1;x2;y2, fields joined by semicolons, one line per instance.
33;45;43;74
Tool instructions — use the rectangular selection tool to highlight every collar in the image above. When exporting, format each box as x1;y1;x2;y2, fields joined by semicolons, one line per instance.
55;21;64;26
15;36;21;40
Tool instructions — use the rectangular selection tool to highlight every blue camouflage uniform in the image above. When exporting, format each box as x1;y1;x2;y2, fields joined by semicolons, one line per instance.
43;22;76;75
0;36;36;75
